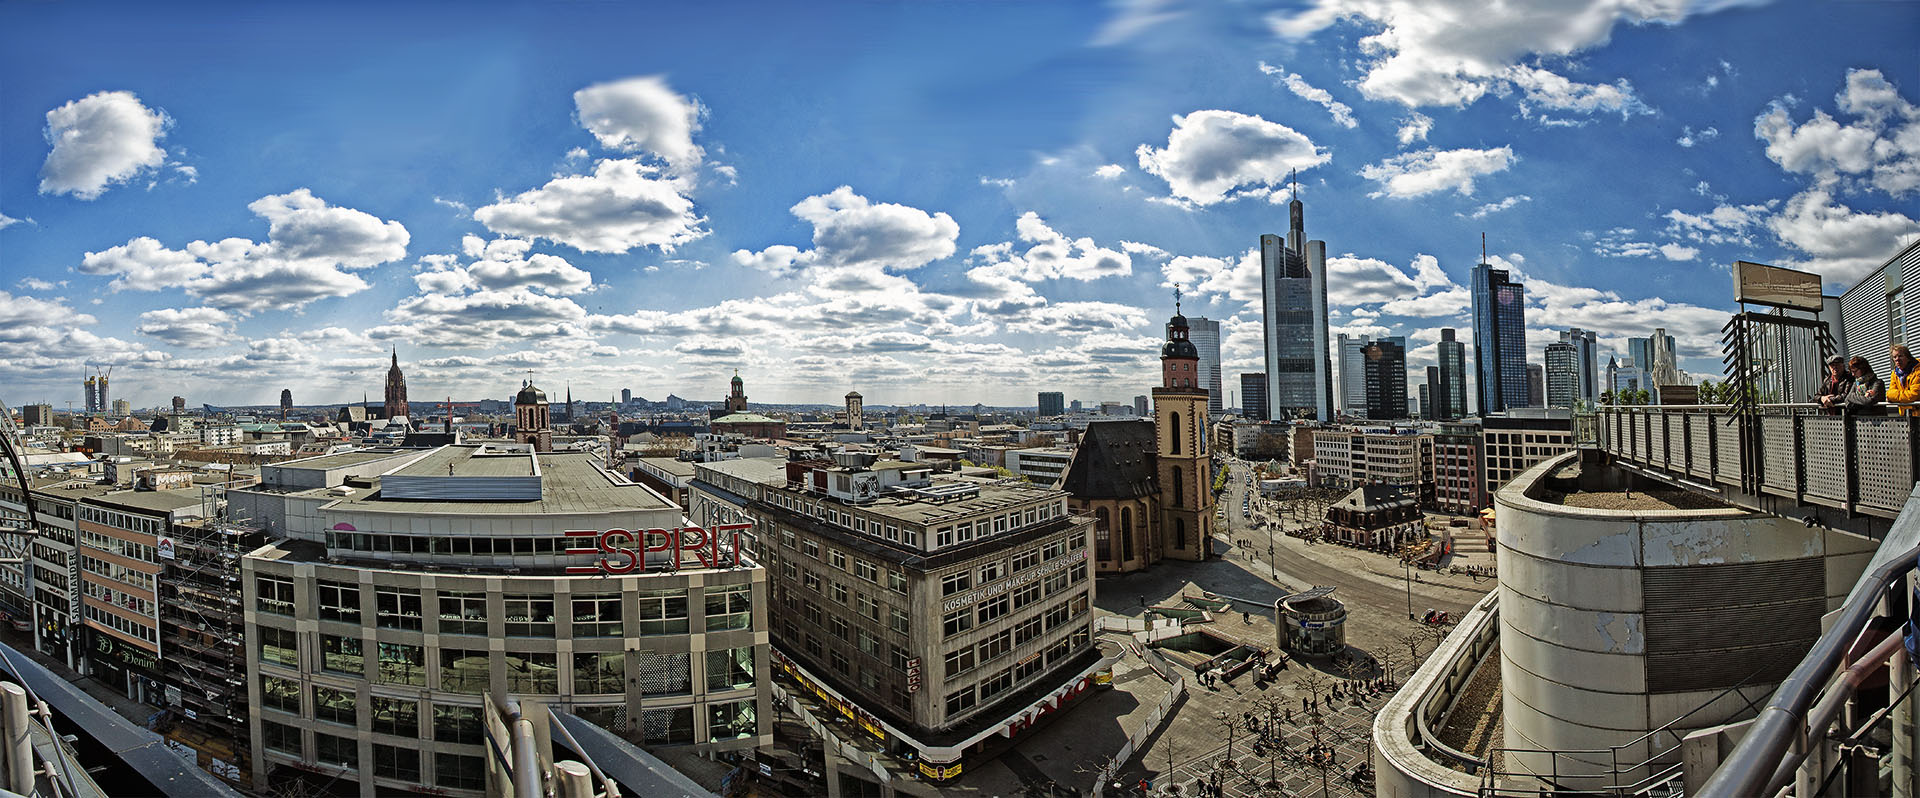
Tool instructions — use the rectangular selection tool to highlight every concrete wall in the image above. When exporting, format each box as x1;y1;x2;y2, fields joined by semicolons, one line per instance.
1372;591;1498;798
1493;452;1875;788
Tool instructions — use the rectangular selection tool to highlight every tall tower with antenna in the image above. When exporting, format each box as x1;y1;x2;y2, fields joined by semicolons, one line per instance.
1260;169;1334;420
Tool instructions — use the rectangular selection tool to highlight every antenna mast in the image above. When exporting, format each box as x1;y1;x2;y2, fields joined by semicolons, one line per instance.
1481;232;1488;264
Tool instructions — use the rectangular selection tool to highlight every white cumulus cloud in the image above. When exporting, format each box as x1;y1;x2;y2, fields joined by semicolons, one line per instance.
1755;69;1920;196
1360;147;1514;198
1135;110;1329;206
573;76;706;176
135;307;234;349
78;189;409;313
474;158;707;254
732;186;958;276
1270;0;1681;114
39;90;171;200
1396;113;1433;145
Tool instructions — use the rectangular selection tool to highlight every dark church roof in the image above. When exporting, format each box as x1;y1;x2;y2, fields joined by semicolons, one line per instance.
1060;420;1157;500
1338;483;1419;511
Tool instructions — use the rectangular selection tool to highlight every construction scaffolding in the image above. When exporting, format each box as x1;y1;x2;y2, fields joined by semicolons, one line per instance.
156;515;262;789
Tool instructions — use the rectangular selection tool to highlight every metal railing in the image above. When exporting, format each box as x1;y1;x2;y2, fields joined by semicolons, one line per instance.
1597;403;1920;521
1694;483;1920;796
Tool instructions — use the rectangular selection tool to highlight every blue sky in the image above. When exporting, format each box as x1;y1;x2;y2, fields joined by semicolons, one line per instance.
2;0;1917;409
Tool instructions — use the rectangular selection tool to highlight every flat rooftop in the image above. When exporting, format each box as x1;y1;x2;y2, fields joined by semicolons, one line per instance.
329;451;674;515
395;445;538;477
274;448;415;471
828;476;1060;526
635;457;698;478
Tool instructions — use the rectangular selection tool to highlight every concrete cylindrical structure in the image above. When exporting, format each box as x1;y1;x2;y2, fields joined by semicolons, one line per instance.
1495;452;1875;788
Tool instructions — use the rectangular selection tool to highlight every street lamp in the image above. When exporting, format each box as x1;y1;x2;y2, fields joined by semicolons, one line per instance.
1403;555;1414;620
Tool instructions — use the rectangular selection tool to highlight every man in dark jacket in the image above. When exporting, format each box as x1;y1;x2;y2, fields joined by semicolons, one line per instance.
1816;354;1854;414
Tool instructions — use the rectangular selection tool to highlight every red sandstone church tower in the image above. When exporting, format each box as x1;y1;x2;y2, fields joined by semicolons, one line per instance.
383;348;408;420
1153;295;1213;561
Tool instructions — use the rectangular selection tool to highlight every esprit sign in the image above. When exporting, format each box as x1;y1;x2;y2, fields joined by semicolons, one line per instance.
564;524;752;574
942;548;1087;612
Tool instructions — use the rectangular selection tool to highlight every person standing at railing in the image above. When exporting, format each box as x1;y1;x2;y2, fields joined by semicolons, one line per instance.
1846;356;1887;414
1817;354;1854;414
1886;344;1920;415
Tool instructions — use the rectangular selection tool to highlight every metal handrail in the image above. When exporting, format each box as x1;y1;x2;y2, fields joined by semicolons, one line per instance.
1697;535;1920;797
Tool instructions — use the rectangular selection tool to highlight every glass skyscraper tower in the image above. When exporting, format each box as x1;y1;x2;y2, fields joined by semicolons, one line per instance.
1471;262;1529;415
1261;189;1333;421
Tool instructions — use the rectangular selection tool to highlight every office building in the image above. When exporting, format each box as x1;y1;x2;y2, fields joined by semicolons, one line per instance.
1190;317;1223;413
1480;409;1573;497
742;453;1104;781
22;404;53;427
172;396;186;414
235;445;767;797
1544;340;1579;408
85;374;108;414
1647;327;1680;389
1560;328;1599;402
280;388;293;418
111;399;131;417
1239;373;1268;422
1260;187;1334;421
1037;392;1065;418
1132;395;1149;417
1471;263;1529;415
1363;338;1408;420
1418;381;1431;421
1526;364;1544;408
1436;328;1466;420
1005;447;1076;487
1309;429;1433;499
1431;422;1485;514
1336;334;1371;415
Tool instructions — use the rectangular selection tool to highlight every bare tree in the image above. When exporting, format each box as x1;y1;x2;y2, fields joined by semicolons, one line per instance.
1398;630;1424;659
1215;709;1242;764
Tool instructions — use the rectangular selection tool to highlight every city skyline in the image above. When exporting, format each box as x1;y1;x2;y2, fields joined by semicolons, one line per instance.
2;2;1918;408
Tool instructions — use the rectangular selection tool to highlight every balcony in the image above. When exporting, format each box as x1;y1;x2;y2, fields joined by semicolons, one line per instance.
1595;405;1911;534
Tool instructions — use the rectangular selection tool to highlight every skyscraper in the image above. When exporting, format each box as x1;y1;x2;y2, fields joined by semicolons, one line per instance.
620;388;632;405
383;348;408;420
1037;391;1065;417
1545;341;1579;408
1418;381;1431;421
1362;338;1408;420
1526;363;1545;408
1190;317;1223;413
845;391;864;430
1471;263;1528;414
1261;186;1333;421
280;388;293;418
1336;333;1371;415
1133;395;1149;416
1240;373;1268;421
1437;328;1466;420
1561;328;1599;402
1424;367;1441;420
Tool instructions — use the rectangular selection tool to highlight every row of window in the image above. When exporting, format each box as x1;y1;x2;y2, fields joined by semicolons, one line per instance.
258;625;757;696
324;530;597;557
256;578;751;636
945;596;1090;678
82;556;154;592
77;506;165;537
78;528;156;564
779;531;909;594
765;490;923;548
941;561;1088;638
83;604;155;644
259;724;482;790
939;537;1082;598
943;628;1091;719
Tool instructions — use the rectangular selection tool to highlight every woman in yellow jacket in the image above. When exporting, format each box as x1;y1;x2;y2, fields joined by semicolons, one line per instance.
1887;344;1920;414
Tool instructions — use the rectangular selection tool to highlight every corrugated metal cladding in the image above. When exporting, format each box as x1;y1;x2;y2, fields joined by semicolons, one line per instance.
1641;558;1825;694
1840;240;1920;376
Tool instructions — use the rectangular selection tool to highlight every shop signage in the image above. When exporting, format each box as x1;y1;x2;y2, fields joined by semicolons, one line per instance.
564;524;752;574
1001;675;1094;738
770;649;889;744
92;633;157;672
906;657;922;693
156;536;175;560
917;761;963;780
941;548;1087;612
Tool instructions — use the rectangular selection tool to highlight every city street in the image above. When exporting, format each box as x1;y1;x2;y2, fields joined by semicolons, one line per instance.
1081;457;1498;798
